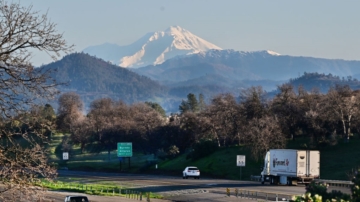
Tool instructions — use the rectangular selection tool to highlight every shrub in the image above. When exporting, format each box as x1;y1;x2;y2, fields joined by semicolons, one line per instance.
187;139;218;160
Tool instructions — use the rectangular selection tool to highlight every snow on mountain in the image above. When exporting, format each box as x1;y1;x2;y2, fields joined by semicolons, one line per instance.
193;49;281;59
83;26;222;68
266;50;281;56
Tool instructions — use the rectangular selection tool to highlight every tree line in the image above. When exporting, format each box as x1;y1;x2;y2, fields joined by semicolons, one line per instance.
56;83;360;161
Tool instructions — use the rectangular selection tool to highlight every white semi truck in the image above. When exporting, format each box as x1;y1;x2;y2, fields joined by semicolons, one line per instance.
260;149;320;185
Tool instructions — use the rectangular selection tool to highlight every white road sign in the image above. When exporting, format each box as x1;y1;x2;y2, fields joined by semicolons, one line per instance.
63;152;69;160
237;155;245;167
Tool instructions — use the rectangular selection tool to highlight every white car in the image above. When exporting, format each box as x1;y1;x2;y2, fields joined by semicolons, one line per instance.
183;166;200;179
64;195;89;202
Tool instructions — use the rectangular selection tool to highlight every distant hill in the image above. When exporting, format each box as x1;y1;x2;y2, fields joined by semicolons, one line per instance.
39;53;166;106
38;53;360;114
134;49;360;91
287;72;360;93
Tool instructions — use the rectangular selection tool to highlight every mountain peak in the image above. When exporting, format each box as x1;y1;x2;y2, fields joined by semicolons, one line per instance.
165;25;185;33
83;26;222;68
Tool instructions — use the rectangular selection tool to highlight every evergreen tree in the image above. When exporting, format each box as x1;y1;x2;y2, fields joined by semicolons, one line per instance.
187;93;199;112
198;93;206;111
145;101;166;117
179;93;200;114
179;100;190;114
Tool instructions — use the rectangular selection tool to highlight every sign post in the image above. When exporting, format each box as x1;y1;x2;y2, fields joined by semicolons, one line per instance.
117;142;133;170
63;152;69;161
117;142;133;157
237;155;246;180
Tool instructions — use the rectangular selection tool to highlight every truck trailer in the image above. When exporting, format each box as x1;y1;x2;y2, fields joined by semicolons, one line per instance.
260;149;320;185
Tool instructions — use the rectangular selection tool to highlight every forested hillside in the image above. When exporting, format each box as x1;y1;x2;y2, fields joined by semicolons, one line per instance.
288;72;360;93
39;53;166;104
38;53;360;114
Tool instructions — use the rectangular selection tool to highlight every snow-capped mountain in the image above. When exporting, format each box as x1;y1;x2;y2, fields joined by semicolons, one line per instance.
83;26;222;68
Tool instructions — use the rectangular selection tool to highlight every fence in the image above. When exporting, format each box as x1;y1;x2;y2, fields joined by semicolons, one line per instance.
213;188;294;201
250;175;262;181
250;175;353;188
313;179;353;188
40;181;152;201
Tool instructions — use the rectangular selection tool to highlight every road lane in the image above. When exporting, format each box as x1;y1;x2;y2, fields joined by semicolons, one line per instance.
57;170;351;201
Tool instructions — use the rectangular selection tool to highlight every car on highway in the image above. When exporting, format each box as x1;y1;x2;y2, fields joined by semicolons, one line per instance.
64;195;89;202
183;166;200;179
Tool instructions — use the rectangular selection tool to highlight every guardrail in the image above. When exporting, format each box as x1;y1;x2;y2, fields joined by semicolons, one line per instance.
314;179;353;188
250;175;261;181
212;188;294;201
250;175;353;188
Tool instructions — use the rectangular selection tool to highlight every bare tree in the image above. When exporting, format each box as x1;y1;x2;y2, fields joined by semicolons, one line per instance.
87;98;115;141
56;92;84;132
88;99;133;160
244;116;286;161
204;93;241;146
271;84;301;140
325;85;360;143
0;1;72;200
131;103;165;139
71;117;93;153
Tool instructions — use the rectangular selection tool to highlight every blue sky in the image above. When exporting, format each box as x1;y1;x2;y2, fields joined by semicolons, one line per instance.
25;0;360;66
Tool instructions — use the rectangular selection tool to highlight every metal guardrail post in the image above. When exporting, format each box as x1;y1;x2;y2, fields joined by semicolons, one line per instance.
226;188;230;196
276;194;278;202
266;193;268;201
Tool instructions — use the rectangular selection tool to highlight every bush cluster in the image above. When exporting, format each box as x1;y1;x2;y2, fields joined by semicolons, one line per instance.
292;167;360;202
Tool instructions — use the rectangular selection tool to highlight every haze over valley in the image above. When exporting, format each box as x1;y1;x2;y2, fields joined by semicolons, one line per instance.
39;26;360;113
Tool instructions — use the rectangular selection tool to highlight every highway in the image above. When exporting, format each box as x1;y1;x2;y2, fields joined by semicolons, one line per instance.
42;170;350;202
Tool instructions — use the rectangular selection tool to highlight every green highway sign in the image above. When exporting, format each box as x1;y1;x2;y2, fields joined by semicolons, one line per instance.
117;142;132;157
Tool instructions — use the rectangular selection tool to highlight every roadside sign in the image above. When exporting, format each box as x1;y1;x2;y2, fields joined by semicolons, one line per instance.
237;155;245;167
117;142;132;157
63;152;69;160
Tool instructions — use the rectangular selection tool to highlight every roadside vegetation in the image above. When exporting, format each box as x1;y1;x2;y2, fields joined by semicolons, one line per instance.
38;178;163;199
48;133;360;181
1;1;360;202
48;83;360;182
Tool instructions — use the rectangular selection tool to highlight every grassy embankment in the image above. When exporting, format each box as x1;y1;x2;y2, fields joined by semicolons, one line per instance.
48;133;360;181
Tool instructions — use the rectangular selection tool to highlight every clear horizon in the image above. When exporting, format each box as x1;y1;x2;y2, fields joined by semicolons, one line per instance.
24;0;360;66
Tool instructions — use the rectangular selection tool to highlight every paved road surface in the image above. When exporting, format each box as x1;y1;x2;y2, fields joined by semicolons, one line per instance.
45;190;258;202
50;170;350;202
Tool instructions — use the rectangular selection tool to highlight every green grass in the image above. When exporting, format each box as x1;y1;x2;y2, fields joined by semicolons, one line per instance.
159;146;262;180
48;133;360;181
48;133;157;172
38;178;163;199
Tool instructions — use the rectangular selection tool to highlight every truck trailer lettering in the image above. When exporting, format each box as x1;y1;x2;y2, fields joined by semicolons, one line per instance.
272;158;289;167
